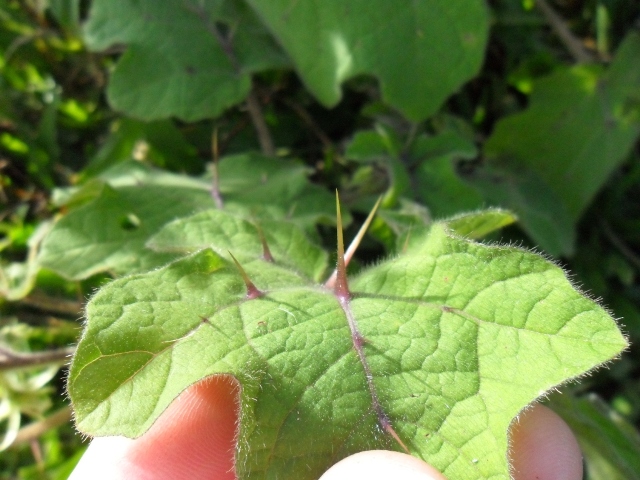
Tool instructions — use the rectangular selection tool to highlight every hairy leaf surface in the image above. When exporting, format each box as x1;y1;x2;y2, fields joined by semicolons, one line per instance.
68;222;626;479
38;155;335;280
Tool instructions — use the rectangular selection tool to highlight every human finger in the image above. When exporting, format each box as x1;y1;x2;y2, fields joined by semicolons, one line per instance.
69;375;239;480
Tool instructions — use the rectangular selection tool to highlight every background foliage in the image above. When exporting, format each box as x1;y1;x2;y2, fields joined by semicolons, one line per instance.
1;0;640;478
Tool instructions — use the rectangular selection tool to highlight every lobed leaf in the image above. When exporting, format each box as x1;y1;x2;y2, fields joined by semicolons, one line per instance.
83;0;288;121
247;0;490;121
38;183;214;279
68;220;626;479
480;32;640;255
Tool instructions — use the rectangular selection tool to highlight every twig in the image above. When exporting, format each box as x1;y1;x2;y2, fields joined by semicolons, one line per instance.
601;221;640;271
535;0;595;63
402;123;419;155
0;346;75;371
210;128;224;209
11;407;72;447
20;292;82;317
245;88;276;156
184;0;275;155
282;98;334;153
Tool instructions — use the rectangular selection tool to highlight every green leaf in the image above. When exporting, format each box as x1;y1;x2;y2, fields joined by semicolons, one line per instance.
38;183;215;279
147;209;328;282
40;155;339;280
68;220;625;479
83;0;288;121
482;32;640;254
445;209;517;239
412;130;483;218
470;166;576;256
216;153;341;228
247;1;489;121
81;118;202;178
344;127;411;207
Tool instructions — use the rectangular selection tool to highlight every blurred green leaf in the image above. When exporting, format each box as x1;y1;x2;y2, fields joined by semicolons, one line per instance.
82;118;202;178
446;209;517;239
412;130;483;218
482;32;640;254
470;165;576;255
216;153;340;228
248;0;490;121
84;0;288;120
38;182;215;279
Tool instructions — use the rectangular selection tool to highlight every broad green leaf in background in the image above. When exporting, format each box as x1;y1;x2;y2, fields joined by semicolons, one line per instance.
39;155;338;280
68;220;626;479
247;0;490;121
83;0;288;120
469;166;576;256
481;32;640;255
411;129;483;218
38;183;214;280
445;209;517;239
216;153;341;228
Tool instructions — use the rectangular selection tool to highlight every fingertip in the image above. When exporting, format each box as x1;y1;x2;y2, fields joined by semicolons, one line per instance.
509;403;583;480
70;375;240;480
69;437;135;480
319;450;447;480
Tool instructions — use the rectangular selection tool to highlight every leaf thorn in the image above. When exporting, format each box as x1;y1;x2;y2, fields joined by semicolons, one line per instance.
210;127;224;209
379;415;410;454
255;223;275;262
332;191;350;300
228;251;264;299
326;195;382;290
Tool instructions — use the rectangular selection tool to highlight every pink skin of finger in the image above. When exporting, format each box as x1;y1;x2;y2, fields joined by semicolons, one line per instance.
69;376;239;480
509;404;583;480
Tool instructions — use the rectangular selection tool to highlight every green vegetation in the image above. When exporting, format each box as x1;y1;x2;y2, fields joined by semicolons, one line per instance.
1;1;639;479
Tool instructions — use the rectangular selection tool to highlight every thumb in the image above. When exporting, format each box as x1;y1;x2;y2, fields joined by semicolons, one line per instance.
69;375;239;480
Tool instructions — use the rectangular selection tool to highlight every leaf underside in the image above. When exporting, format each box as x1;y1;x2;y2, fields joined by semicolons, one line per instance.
68;222;625;480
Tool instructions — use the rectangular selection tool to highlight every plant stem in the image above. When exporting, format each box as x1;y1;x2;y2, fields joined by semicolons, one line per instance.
11;407;72;446
20;292;82;317
535;0;595;63
601;221;640;271
245;87;276;156
0;346;75;371
185;0;275;155
283;98;334;153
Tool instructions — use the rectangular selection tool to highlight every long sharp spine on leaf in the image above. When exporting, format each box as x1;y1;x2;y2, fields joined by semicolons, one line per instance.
210;128;223;209
255;223;274;262
325;196;381;289
228;251;263;299
334;191;350;300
